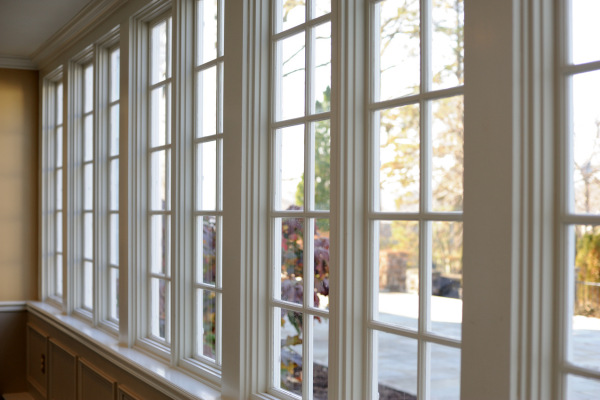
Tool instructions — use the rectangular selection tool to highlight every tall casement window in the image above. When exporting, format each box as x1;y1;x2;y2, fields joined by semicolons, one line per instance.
52;81;65;301
270;1;332;398
368;0;464;399
559;0;600;396
194;0;224;366
147;15;173;345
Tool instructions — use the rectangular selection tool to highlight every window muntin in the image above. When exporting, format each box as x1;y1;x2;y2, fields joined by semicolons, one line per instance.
369;0;464;398
108;47;120;323
271;1;332;398
194;0;224;365
54;82;64;300
148;16;172;344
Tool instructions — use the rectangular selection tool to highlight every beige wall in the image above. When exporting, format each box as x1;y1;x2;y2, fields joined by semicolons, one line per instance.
0;68;39;301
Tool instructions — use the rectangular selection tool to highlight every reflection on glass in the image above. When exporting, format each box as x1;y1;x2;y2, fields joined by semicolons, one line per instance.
110;49;120;102
198;289;217;360
110;104;119;156
378;0;420;101
83;261;93;309
84;213;93;259
84;65;93;113
314;219;330;310
56;127;63;167
280;218;304;305
110;214;119;265
151;20;168;85
198;0;218;64
572;225;600;372
277;32;305;121
377;220;419;331
431;221;463;340
567;374;600;400
279;308;304;397
278;124;305;210
56;212;62;251
197;141;217;210
432;95;464;211
573;71;600;214
376;331;418;399
313;316;329;400
314;22;331;114
279;0;305;32
110;267;119;320
151;278;168;339
314;120;330;210
197;66;217;137
315;0;331;18
432;0;464;90
430;344;461;400
150;215;170;275
571;0;600;65
84;115;93;162
150;150;168;211
110;159;119;210
199;216;217;285
150;86;167;147
56;254;63;296
379;104;420;212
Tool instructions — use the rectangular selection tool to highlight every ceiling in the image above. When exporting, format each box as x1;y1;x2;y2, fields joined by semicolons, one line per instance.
0;0;92;58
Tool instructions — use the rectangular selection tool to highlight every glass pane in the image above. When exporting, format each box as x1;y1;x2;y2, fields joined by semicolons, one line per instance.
377;0;420;101
376;331;418;399
151;278;169;339
56;254;63;296
83;261;93;309
84;212;93;259
431;221;463;340
84;65;93;113
198;216;217;285
572;225;600;372
56;212;62;252
277;32;305;121
313;22;331;114
110;159;119;210
197;141;217;210
278;124;304;210
197;66;217;138
315;0;331;18
571;0;600;65
197;289;217;360
150;150;168;211
573;71;600;214
151;20;168;84
314;219;330;310
84;114;93;162
432;0;464;90
56;170;62;209
150;215;170;275
110;49;120;102
567;374;600;400
314;120;330;210
377;220;419;331
150;85;167;147
56;83;63;125
280;217;304;305
84;163;93;210
313;316;329;399
430;344;461;400
279;0;305;32
56;126;63;168
432;95;464;212
110;104;119;156
379;104;420;212
110;214;119;265
198;0;218;64
109;267;119;320
279;308;304;397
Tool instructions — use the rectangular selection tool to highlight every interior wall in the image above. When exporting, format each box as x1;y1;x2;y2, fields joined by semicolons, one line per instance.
0;311;27;394
0;68;39;301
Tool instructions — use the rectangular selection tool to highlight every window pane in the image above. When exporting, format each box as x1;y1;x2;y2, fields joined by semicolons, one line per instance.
376;331;418;399
573;71;600;214
313;316;329;399
314;120;330;211
110;159;119;210
278;124;305;210
198;216;217;285
197;141;217;210
431;221;463;340
110;104;119;156
277;32;305;121
279;308;304;397
150;215;170;275
379;104;420;212
150;86;167;147
314;219;330;310
279;0;305;33
197;0;218;64
377;220;419;331
377;0;420;101
84;65;93;113
84;115;93;162
110;214;119;265
56;212;62;252
110;49;120;102
56;254;63;296
151;21;168;84
83;261;93;309
150;150;168;211
197;289;217;360
430;343;461;400
84;213;93;259
56;126;63;167
56;170;62;209
567;374;600;400
109;267;119;320
197;66;217;138
56;83;63;125
432;0;464;90
571;0;600;65
432;95;464;212
314;0;331;18
84;163;93;210
313;22;331;114
572;225;600;372
280;217;304;305
151;278;169;339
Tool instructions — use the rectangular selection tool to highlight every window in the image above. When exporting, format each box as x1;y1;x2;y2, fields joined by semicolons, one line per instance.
368;0;464;398
51;80;64;302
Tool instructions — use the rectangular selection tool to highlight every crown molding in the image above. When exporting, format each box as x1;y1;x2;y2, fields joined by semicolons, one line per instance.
30;0;129;70
0;55;37;70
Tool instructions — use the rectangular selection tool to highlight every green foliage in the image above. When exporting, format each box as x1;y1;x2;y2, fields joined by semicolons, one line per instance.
575;227;600;317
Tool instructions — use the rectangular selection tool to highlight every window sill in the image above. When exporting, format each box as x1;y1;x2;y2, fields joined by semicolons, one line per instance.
28;301;223;400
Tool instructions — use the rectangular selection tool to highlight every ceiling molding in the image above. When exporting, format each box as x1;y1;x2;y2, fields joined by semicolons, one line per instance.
0;55;37;70
30;0;129;70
